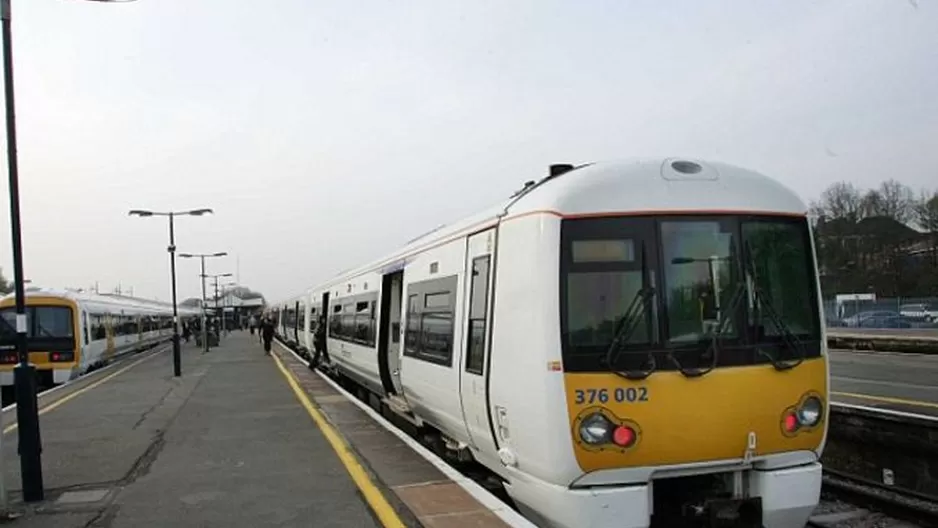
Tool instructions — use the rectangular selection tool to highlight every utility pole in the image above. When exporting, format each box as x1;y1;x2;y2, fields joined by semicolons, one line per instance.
179;252;226;352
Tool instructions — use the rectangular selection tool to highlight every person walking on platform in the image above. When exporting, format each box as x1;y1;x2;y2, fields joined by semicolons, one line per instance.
182;322;191;344
249;314;258;336
311;314;327;370
261;317;274;355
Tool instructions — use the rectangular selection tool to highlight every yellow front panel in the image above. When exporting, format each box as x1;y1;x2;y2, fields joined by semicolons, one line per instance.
564;357;827;472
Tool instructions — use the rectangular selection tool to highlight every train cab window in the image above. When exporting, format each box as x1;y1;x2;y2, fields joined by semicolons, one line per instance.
562;235;653;347
33;306;74;338
659;219;737;344
560;218;659;372
0;306;75;339
741;218;820;340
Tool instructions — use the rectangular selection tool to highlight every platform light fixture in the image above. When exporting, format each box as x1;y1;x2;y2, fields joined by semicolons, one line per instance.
128;208;214;377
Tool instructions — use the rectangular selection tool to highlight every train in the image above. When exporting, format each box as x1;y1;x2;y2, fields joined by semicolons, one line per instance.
270;158;829;528
0;288;201;397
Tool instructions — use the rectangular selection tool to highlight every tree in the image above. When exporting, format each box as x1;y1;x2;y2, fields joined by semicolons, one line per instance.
915;191;938;293
867;180;915;223
813;179;936;298
816;181;864;222
916;191;938;233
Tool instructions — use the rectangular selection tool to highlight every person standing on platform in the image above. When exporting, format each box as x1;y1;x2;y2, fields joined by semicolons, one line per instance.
261;316;274;355
249;314;257;336
311;313;327;370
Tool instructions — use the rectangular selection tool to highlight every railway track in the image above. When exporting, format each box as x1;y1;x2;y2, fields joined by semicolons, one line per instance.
807;404;938;527
808;470;938;527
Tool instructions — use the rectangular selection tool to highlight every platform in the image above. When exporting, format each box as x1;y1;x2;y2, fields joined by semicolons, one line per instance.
830;347;938;417
0;333;516;527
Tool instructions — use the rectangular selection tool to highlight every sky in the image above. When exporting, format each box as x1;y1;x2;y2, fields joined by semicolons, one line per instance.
0;0;935;303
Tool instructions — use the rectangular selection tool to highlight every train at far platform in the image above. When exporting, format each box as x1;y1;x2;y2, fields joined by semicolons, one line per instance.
271;158;829;528
0;288;200;399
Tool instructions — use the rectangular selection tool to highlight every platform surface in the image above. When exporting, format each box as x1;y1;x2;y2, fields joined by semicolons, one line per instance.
0;334;386;527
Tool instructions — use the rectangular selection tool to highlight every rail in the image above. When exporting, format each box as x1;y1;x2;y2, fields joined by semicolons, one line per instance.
813;403;938;527
827;329;938;354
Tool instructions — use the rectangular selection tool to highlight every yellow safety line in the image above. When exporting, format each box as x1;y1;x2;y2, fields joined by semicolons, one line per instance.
833;391;938;410
3;348;164;435
270;352;406;528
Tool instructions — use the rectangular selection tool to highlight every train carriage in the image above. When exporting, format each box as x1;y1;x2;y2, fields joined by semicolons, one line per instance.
0;288;200;397
276;158;829;528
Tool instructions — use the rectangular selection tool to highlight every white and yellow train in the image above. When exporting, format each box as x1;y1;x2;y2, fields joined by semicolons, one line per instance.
273;158;829;528
0;288;200;396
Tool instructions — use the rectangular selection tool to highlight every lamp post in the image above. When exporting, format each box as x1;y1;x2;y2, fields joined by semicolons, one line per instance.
128;209;213;376
204;273;232;339
1;0;137;504
179;252;227;353
221;281;237;328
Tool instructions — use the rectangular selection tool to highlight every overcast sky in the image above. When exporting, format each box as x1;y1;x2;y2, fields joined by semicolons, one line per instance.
0;0;935;303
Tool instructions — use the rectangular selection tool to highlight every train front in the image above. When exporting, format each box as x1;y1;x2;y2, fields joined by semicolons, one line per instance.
546;172;827;527
0;293;80;398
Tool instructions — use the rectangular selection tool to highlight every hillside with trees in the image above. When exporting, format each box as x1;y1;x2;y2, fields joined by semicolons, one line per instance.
811;180;938;298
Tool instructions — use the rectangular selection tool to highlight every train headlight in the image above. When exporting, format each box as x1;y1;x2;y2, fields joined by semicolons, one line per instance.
797;396;823;427
579;413;612;445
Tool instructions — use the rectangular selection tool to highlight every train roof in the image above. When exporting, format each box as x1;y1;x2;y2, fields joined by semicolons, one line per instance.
272;158;808;304
0;288;200;315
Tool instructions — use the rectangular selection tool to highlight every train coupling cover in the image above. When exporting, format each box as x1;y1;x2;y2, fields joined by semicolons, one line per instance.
681;496;763;527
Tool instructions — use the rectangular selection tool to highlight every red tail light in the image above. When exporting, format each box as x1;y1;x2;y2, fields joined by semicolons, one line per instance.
783;413;798;433
50;351;75;362
612;426;637;447
1;353;17;364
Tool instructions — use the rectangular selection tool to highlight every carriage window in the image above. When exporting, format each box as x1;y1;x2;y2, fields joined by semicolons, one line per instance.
404;275;457;367
405;294;420;351
328;294;378;346
465;256;491;375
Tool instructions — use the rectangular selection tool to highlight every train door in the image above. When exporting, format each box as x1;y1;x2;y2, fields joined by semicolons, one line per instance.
294;300;301;345
105;313;115;359
377;270;404;395
319;292;331;363
459;229;498;454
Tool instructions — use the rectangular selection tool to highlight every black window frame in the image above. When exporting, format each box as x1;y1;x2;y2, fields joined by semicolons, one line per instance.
559;214;823;373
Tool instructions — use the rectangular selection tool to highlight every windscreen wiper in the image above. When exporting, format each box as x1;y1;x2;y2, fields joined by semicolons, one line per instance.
742;242;805;371
35;322;56;338
668;279;747;378
603;287;656;380
603;242;657;380
0;316;17;338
